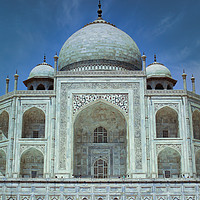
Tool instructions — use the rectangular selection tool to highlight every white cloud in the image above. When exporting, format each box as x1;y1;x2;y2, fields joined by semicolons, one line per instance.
56;0;80;27
153;13;183;37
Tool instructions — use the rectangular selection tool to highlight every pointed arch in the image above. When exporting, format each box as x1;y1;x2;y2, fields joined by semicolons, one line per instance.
156;106;179;138
28;85;34;90
20;147;44;178
0;110;9;140
73;101;127;178
155;83;164;90
0;149;6;176
22;107;45;138
192;110;200;140
157;147;181;178
36;84;45;90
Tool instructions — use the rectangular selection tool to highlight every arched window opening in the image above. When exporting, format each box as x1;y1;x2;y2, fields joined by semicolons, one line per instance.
98;198;103;200
147;85;152;90
156;107;179;138
94;159;108;178
0;111;9;140
155;83;164;90
82;198;88;200
94;126;107;143
158;147;181;178
36;84;45;90
195;150;200;178
48;85;53;90
20;148;44;178
113;198;119;200
28;85;34;90
0;150;6;176
192;110;200;140
167;84;172;90
22;107;45;138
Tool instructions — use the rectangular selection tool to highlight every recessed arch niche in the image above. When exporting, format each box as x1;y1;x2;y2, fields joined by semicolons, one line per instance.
192;110;200;140
0;111;9;140
22;107;45;138
20;147;44;178
0;150;6;176
195;150;200;178
156;106;179;138
157;147;181;178
73;101;127;178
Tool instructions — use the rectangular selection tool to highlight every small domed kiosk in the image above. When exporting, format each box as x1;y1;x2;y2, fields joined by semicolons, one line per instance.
146;55;177;90
23;56;54;90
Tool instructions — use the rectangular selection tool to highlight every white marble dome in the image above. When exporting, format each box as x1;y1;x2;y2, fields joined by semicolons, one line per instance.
28;62;54;79
146;62;171;78
58;21;142;71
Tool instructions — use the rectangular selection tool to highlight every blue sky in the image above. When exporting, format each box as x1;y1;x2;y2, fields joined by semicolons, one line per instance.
0;0;200;95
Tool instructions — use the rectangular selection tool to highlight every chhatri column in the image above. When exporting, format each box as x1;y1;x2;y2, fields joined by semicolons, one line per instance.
6;76;10;94
191;75;195;93
182;70;187;91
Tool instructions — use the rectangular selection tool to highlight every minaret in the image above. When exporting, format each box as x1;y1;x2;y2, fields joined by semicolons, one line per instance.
14;71;19;92
141;52;147;72
191;74;195;93
182;69;187;91
6;76;9;94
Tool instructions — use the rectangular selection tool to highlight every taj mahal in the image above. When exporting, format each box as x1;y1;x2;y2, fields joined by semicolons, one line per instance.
0;1;200;200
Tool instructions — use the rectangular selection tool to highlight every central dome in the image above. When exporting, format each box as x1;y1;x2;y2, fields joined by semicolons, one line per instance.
58;22;142;71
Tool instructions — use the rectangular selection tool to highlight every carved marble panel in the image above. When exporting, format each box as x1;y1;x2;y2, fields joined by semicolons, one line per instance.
20;144;45;156
20;196;31;200
22;104;46;113
154;103;179;114
73;94;128;115
191;106;200;113
156;144;181;155
194;145;200;153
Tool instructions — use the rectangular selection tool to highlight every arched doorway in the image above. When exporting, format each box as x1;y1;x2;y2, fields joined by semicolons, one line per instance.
20;148;44;178
73;101;127;178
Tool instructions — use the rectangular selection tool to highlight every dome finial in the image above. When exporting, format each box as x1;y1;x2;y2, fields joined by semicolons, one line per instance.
44;54;46;63
97;0;102;19
154;54;157;62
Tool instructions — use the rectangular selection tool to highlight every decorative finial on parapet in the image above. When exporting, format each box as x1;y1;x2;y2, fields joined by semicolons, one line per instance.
154;54;157;62
14;70;19;92
191;74;196;93
97;0;102;19
141;52;147;72
182;69;187;91
44;54;46;63
6;76;10;94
